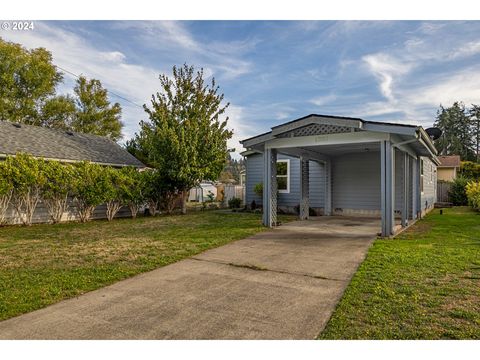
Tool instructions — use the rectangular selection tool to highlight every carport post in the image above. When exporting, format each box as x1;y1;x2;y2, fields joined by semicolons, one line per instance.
324;160;332;216
263;148;277;227
380;140;395;236
402;152;409;227
411;156;418;220
299;156;309;220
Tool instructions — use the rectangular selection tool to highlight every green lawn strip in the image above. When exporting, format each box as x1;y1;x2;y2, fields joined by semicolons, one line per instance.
0;211;295;321
319;207;480;340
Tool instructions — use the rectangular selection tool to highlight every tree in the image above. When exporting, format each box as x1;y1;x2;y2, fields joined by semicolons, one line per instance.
72;76;123;141
129;64;233;214
39;95;76;130
4;153;46;226
71;161;107;222
434;102;476;161
0;38;63;124
0;162;13;225
42;161;74;224
470;104;480;163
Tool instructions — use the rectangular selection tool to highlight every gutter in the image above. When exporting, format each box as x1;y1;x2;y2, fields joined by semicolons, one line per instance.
0;153;145;168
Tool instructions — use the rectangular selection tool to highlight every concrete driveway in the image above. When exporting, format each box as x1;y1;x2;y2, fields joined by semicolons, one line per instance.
0;216;378;340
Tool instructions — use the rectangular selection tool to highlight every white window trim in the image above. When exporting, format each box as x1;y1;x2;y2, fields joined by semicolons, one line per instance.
277;159;290;194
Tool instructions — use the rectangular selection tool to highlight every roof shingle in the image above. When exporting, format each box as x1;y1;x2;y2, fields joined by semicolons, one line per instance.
438;155;461;168
0;121;145;167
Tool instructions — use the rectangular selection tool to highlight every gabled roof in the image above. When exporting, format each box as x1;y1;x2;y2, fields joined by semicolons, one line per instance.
240;113;439;163
438;155;461;168
0;121;145;168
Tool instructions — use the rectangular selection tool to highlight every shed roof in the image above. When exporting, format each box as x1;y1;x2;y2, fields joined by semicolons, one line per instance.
0;121;145;168
438;155;461;168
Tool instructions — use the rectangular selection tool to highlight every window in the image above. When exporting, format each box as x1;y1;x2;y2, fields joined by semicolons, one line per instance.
276;159;290;193
420;159;424;194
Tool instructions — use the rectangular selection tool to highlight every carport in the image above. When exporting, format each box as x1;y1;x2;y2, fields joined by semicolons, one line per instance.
240;114;440;237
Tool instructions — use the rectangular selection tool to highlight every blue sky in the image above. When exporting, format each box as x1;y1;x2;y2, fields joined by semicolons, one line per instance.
3;20;480;155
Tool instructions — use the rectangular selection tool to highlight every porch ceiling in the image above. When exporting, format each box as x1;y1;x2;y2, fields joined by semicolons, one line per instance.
278;141;380;159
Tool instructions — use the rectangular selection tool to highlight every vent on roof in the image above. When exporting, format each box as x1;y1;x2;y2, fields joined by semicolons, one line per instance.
12;123;21;128
65;131;74;136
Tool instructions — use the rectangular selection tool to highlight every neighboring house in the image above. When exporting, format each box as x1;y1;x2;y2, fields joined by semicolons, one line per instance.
240;114;440;237
0;120;145;224
437;155;461;182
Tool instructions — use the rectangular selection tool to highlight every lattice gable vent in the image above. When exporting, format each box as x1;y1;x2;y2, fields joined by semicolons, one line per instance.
276;123;359;138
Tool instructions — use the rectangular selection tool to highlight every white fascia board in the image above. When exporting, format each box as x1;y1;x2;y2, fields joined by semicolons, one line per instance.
241;132;274;148
240;149;262;157
265;131;389;149
271;116;362;136
363;122;417;136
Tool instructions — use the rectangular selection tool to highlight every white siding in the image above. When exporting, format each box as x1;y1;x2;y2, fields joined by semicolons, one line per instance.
420;156;437;214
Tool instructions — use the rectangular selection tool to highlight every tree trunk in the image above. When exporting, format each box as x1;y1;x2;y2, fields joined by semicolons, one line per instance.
181;190;188;215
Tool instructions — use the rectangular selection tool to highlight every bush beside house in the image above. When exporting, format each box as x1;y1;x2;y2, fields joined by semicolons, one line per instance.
0;153;163;226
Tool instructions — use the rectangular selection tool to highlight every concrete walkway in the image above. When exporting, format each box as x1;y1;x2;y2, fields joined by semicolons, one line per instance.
0;216;378;339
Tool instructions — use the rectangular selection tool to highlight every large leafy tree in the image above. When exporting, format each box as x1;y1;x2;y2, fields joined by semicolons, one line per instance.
129;64;233;214
39;94;77;130
0;37;63;124
434;102;476;161
72;76;123;141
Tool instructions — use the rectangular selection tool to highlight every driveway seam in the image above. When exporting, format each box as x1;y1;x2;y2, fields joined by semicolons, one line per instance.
190;256;346;282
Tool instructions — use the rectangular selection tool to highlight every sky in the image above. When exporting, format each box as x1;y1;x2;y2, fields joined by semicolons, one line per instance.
2;20;480;156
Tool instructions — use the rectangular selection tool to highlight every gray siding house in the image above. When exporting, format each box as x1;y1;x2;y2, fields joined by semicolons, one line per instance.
241;114;439;237
0;120;145;224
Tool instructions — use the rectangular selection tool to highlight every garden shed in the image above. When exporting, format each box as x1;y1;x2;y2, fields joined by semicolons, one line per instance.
241;114;440;236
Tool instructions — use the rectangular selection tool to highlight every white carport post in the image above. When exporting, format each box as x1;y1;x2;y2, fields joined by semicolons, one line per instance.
381;140;395;236
324;159;332;216
299;156;309;220
263;148;277;227
411;156;418;220
402;152;409;227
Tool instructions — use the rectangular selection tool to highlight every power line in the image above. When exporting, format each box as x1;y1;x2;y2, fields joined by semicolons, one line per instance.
55;65;144;109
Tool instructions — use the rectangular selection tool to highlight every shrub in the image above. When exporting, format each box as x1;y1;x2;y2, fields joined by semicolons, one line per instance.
228;197;242;209
42;161;74;224
142;170;162;216
448;176;469;205
254;182;263;197
460;161;480;180
71;161;108;222
0;162;13;225
4;153;46;226
103;166;128;221
120;167;145;218
466;181;480;210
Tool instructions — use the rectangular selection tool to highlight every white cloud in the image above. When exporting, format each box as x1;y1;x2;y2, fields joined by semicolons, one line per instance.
309;94;337;106
362;53;413;102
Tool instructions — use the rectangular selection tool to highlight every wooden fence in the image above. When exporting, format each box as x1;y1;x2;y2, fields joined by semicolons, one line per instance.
437;181;452;203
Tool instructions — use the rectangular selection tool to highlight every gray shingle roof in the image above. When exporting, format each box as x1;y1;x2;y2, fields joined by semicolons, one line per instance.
0;121;145;168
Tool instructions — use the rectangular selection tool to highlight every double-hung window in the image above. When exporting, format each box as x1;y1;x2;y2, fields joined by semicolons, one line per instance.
276;159;290;193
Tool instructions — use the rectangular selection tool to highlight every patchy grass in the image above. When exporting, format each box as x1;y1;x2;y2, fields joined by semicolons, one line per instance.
0;211;295;321
319;207;480;339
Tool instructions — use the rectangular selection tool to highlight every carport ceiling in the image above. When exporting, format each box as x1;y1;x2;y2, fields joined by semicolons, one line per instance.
301;142;380;157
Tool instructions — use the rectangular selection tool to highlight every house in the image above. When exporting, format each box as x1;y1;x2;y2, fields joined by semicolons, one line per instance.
0;121;144;168
0;120;145;224
437;155;461;182
240;114;440;237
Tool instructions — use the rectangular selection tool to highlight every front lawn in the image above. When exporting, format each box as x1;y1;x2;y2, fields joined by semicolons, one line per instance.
0;211;294;321
319;207;480;339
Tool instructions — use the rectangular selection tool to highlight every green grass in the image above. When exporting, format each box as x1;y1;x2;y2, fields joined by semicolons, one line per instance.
0;210;294;321
319;207;480;339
